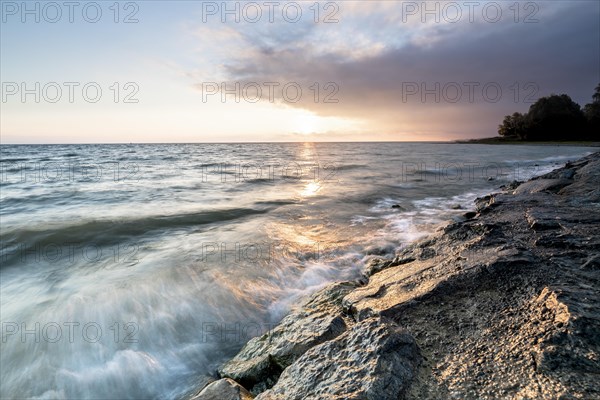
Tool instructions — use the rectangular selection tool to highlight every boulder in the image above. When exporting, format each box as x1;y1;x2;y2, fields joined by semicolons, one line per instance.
191;378;253;400
255;317;421;400
475;194;497;212
219;282;356;392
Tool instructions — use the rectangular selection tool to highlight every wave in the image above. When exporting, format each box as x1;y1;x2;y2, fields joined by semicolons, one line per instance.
253;200;297;206
504;152;592;165
330;164;365;171
0;158;29;163
0;207;270;267
240;178;277;184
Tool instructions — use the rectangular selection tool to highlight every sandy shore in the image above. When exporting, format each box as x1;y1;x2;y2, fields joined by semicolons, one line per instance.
190;152;600;400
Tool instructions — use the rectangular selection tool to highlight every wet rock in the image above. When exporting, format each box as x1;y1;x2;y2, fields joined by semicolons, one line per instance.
514;179;572;195
343;240;536;322
483;250;536;275
365;245;394;256
559;169;576;179
443;223;479;241
419;246;437;260
463;211;477;220
501;180;523;191
219;282;356;392
366;250;418;276
366;258;393;276
392;254;417;266
535;234;582;249
581;254;600;270
255;317;421;400
191;378;253;400
526;210;561;231
557;161;600;204
475;194;497;213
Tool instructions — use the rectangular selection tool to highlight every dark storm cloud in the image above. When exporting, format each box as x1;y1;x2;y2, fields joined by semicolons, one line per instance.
200;1;600;138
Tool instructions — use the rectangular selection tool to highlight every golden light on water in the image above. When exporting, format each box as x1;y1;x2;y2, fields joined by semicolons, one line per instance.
300;182;322;197
298;142;323;197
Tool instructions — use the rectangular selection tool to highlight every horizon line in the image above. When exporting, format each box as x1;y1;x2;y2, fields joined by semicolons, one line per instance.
0;140;471;146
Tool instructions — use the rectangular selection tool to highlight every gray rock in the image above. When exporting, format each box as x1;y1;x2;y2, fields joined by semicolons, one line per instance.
557;160;600;204
418;246;437;260
501;180;523;191
581;254;600;270
366;258;393;276
526;209;561;231
365;245;394;256
559;169;576;179
475;194;497;212
190;378;253;400
255;317;421;400
463;211;477;220
365;251;419;276
513;178;572;195
219;282;356;392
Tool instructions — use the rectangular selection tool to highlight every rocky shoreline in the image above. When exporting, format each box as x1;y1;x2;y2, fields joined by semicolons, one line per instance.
190;152;600;400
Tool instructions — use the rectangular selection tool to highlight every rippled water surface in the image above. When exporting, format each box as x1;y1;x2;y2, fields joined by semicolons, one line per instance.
0;143;593;399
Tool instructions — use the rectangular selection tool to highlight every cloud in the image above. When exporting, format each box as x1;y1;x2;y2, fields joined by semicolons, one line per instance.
190;1;600;139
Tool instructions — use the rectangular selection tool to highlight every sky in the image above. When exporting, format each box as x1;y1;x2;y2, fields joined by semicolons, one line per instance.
1;0;599;143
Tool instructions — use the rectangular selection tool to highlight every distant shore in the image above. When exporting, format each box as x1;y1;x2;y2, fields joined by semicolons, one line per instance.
191;151;600;399
455;136;600;146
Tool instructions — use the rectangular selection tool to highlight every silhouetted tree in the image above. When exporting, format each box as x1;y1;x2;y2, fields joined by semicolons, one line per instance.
593;83;600;103
583;83;600;139
498;112;527;139
523;94;587;140
498;86;599;141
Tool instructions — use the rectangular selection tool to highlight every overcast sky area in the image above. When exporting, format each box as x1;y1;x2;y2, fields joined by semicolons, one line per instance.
1;0;599;143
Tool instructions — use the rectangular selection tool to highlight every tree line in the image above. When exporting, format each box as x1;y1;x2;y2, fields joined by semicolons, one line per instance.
498;84;600;141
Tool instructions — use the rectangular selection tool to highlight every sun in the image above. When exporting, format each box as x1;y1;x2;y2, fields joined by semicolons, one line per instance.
293;113;321;135
287;110;362;138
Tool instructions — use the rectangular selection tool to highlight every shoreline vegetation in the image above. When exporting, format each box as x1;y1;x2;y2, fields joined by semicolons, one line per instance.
189;151;600;399
454;137;600;146
458;84;600;146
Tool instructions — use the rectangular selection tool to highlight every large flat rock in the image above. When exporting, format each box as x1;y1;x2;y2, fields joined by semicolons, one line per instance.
513;178;572;194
